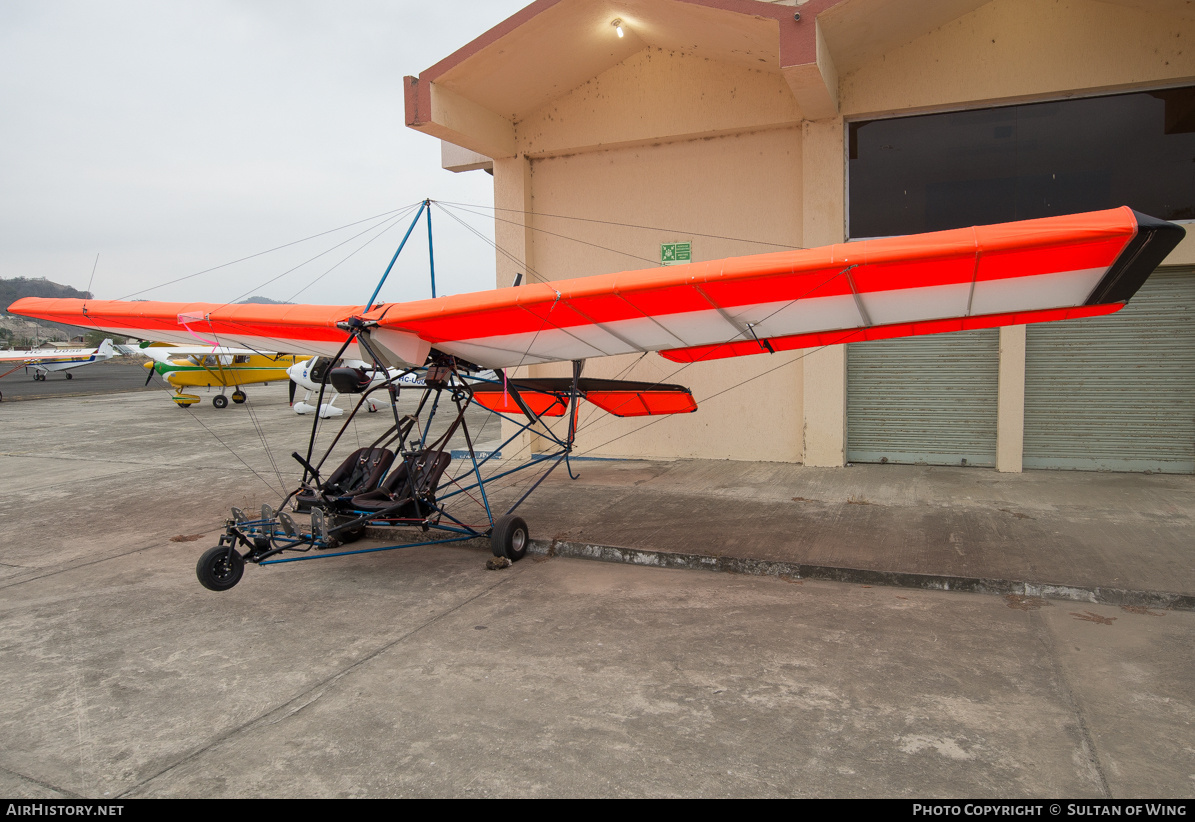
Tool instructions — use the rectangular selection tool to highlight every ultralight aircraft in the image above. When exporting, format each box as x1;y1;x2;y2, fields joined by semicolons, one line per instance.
9;204;1185;590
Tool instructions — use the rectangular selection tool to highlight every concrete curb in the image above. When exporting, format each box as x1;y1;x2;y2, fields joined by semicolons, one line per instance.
529;537;1195;612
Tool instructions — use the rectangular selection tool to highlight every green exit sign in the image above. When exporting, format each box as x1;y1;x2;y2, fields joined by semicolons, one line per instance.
660;241;692;266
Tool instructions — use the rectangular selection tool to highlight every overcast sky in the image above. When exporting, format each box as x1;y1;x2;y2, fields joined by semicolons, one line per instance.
0;0;529;306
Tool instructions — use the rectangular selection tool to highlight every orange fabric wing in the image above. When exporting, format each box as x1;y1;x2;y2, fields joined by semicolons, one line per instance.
6;299;367;359
9;209;1182;370
362;207;1179;368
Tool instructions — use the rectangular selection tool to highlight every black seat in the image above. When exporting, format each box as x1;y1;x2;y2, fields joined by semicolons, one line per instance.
349;450;452;517
295;447;395;511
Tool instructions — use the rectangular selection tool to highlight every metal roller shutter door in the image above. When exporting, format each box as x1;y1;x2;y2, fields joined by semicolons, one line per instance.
1024;269;1195;473
846;330;999;467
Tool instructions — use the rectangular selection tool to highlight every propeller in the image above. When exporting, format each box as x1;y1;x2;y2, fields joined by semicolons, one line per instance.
143;361;155;386
288;379;297;406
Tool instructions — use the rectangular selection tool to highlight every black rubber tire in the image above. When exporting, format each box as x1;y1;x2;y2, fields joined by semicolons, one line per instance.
491;515;529;561
330;516;366;544
213;394;229;409
65;372;73;380
196;545;244;591
232;390;247;404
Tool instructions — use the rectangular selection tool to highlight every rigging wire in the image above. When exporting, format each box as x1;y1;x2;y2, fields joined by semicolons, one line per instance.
440;201;660;267
211;325;290;495
143;370;285;496
437;199;807;251
218;204;422;310
116;203;422;301
431;202;551;285
85;254;100;301
284;204;421;303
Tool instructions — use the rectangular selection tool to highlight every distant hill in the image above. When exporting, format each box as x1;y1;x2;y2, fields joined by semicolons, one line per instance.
0;277;91;310
0;277;93;344
239;295;292;304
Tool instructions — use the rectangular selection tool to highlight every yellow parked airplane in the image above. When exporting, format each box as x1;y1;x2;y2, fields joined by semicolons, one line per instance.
130;343;309;408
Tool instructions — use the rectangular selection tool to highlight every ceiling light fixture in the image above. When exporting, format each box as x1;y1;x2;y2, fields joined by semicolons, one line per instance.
612;18;624;38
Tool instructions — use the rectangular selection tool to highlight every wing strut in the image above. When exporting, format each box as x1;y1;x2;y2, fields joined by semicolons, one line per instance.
566;359;584;479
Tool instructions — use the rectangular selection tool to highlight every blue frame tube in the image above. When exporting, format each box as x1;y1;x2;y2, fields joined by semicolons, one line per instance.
426;199;436;299
365;200;427;309
261;533;478;564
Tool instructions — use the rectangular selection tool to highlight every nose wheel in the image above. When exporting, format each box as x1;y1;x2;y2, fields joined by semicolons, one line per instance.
196;545;244;591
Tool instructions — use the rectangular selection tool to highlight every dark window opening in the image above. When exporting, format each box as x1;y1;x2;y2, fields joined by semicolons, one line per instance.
848;86;1195;238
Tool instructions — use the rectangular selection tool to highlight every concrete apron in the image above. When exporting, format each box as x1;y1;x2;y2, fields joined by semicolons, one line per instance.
449;458;1195;612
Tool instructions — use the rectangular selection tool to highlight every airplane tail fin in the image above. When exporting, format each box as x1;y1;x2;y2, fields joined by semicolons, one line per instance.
97;339;115;356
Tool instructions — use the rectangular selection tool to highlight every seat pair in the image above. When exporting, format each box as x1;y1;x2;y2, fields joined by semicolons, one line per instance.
349;451;452;519
295;446;452;521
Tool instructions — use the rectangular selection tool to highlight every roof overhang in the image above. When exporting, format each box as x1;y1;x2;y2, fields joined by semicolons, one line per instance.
407;0;1195;161
405;0;848;160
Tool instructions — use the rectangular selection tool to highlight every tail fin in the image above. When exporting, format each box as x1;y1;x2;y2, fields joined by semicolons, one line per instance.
97;339;115;356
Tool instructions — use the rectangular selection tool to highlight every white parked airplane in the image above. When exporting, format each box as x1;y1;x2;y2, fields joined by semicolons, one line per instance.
286;356;427;418
0;338;116;384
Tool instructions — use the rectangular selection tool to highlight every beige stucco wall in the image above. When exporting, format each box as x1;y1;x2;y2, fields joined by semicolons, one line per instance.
841;0;1195;121
476;0;1195;467
525;128;805;461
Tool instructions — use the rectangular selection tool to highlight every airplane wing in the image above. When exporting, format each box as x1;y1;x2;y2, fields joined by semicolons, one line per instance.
0;352;40;365
9;207;1185;373
130;344;275;364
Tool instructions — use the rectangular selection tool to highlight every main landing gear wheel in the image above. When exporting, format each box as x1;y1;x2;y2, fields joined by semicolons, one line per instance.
65;372;72;380
231;390;246;404
213;394;229;409
330;515;366;544
491;515;529;561
196;545;244;591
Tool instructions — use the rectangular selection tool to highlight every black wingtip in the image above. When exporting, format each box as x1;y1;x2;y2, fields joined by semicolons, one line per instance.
1085;211;1187;306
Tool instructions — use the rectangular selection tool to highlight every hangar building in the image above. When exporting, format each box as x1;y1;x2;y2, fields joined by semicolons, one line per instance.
405;0;1195;473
